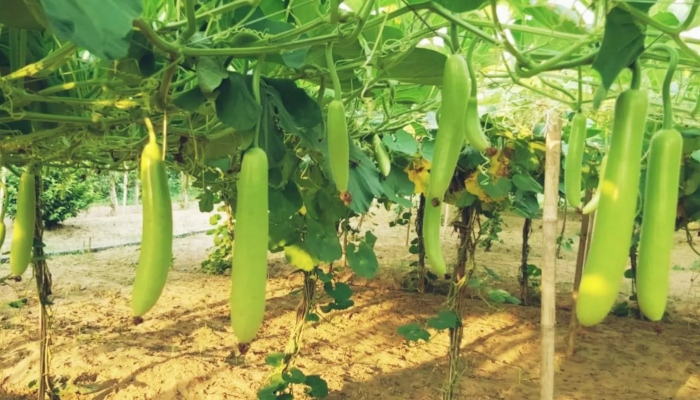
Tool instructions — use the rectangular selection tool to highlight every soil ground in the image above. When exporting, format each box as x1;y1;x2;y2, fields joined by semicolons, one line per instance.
1;202;700;399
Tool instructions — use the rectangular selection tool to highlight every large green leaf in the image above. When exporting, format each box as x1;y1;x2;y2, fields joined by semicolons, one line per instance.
593;3;654;93
39;0;142;60
285;243;317;272
346;242;379;279
381;168;414;208
347;144;385;214
269;180;303;223
306;217;342;263
379;48;448;86
512;173;544;194
196;57;228;94
215;72;262;132
383;130;418;155
263;78;324;131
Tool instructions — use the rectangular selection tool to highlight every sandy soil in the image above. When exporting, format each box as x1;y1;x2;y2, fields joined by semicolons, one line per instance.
1;203;700;399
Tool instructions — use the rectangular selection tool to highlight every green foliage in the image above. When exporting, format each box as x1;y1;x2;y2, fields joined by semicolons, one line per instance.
592;3;653;95
39;0;143;60
4;168;100;229
259;354;329;399
479;212;503;251
201;205;233;275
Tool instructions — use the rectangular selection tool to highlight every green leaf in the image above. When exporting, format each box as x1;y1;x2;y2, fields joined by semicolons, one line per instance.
264;353;286;367
383;130;418;155
198;190;215;213
513;140;541;172
304;375;329;398
290;0;321;25
379;48;448;86
345;242;379;279
527;264;541;277
427;310;460;330
306;313;320;322
456;191;477;207
269;181;303;223
7;298;28;309
420;137;436;162
512;173;544;194
269;215;302;252
258;382;286;400
381;168;414;208
282;368;306;384
326;282;353;303
505;295;522;305
592;3;653;93
316;269;332;283
479;175;512;199
306;217;342;263
285;243;317;272
652;11;680;28
397;323;430;342
488;289;507;303
39;0;142;60
172;87;207;112
347;144;385;214
513;192;540;219
365;231;378;248
216;72;262;131
624;269;635;279
691;149;700;163
264;78;324;132
196;57;228;94
484;266;501;281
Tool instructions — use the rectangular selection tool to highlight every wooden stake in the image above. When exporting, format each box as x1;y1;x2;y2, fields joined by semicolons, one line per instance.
541;108;562;400
122;170;128;208
109;173;118;216
566;190;592;357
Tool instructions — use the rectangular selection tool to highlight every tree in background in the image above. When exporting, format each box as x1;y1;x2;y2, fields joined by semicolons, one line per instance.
4;168;100;229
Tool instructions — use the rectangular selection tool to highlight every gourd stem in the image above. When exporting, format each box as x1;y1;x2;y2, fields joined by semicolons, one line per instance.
253;55;265;148
630;61;642;90
467;38;479;97
648;44;679;130
325;43;342;101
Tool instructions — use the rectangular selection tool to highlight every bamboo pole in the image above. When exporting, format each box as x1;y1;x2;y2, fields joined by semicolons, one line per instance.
541;108;562;400
122;170;128;208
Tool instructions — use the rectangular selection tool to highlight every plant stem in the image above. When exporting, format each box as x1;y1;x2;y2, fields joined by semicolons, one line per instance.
630;61;642;90
467;38;479;97
253;55;265;147
325;43;342;101
2;43;77;81
158;0;259;32
181;0;198;42
647;45;679;130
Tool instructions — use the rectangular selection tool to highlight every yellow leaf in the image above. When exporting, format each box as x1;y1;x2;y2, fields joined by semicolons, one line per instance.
284;244;317;272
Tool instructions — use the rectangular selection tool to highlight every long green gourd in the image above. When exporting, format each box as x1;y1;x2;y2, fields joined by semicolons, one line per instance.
576;63;648;327
637;45;682;322
10;167;36;278
423;51;470;276
131;118;174;322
